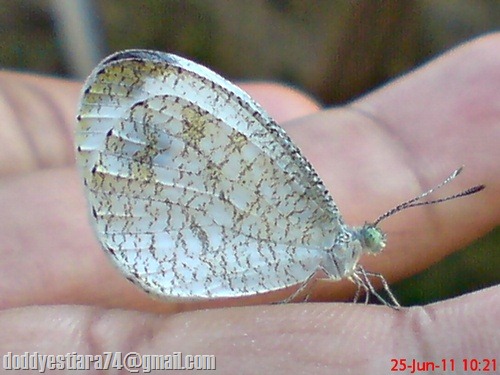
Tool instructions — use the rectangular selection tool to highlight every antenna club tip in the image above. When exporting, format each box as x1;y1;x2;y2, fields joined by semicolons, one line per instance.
469;184;486;194
453;165;464;177
370;170;484;226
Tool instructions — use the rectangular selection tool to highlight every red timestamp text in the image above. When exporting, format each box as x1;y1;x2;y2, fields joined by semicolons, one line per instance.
390;358;497;373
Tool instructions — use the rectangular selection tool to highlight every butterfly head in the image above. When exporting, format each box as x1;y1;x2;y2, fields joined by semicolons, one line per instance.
359;224;386;254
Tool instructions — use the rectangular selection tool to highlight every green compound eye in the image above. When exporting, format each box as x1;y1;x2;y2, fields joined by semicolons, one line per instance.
363;226;386;254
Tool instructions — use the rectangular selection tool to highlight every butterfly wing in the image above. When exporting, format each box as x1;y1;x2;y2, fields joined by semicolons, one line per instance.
76;50;344;299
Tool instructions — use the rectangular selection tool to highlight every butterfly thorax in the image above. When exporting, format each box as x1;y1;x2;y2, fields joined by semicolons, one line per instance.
322;224;386;279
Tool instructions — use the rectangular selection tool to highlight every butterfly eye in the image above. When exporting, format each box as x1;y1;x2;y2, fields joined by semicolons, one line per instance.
362;226;386;254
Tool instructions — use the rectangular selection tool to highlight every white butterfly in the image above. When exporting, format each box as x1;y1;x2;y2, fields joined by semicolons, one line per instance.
76;50;483;307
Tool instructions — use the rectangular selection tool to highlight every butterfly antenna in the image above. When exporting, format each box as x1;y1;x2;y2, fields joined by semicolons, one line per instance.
373;166;485;226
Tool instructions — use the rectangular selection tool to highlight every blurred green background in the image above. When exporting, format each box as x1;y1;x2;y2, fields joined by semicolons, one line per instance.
1;0;498;306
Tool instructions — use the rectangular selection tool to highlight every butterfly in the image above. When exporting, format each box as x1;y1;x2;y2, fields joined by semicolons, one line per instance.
76;50;484;308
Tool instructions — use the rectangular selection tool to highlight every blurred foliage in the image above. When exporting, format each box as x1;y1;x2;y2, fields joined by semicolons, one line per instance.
3;0;499;102
0;0;498;305
392;227;499;306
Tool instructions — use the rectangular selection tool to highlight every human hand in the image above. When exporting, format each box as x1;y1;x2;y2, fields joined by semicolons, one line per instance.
1;34;498;373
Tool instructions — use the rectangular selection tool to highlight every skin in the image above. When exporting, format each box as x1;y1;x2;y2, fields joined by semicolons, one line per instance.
0;34;498;374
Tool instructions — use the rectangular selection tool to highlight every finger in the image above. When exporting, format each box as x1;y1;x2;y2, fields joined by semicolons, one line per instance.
1;286;498;373
282;34;499;298
238;82;321;122
0;83;320;312
0;72;81;177
2;37;497;312
0;75;317;179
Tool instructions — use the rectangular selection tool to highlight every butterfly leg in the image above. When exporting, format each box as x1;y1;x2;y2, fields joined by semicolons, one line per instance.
351;266;401;309
351;276;370;304
275;269;320;304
